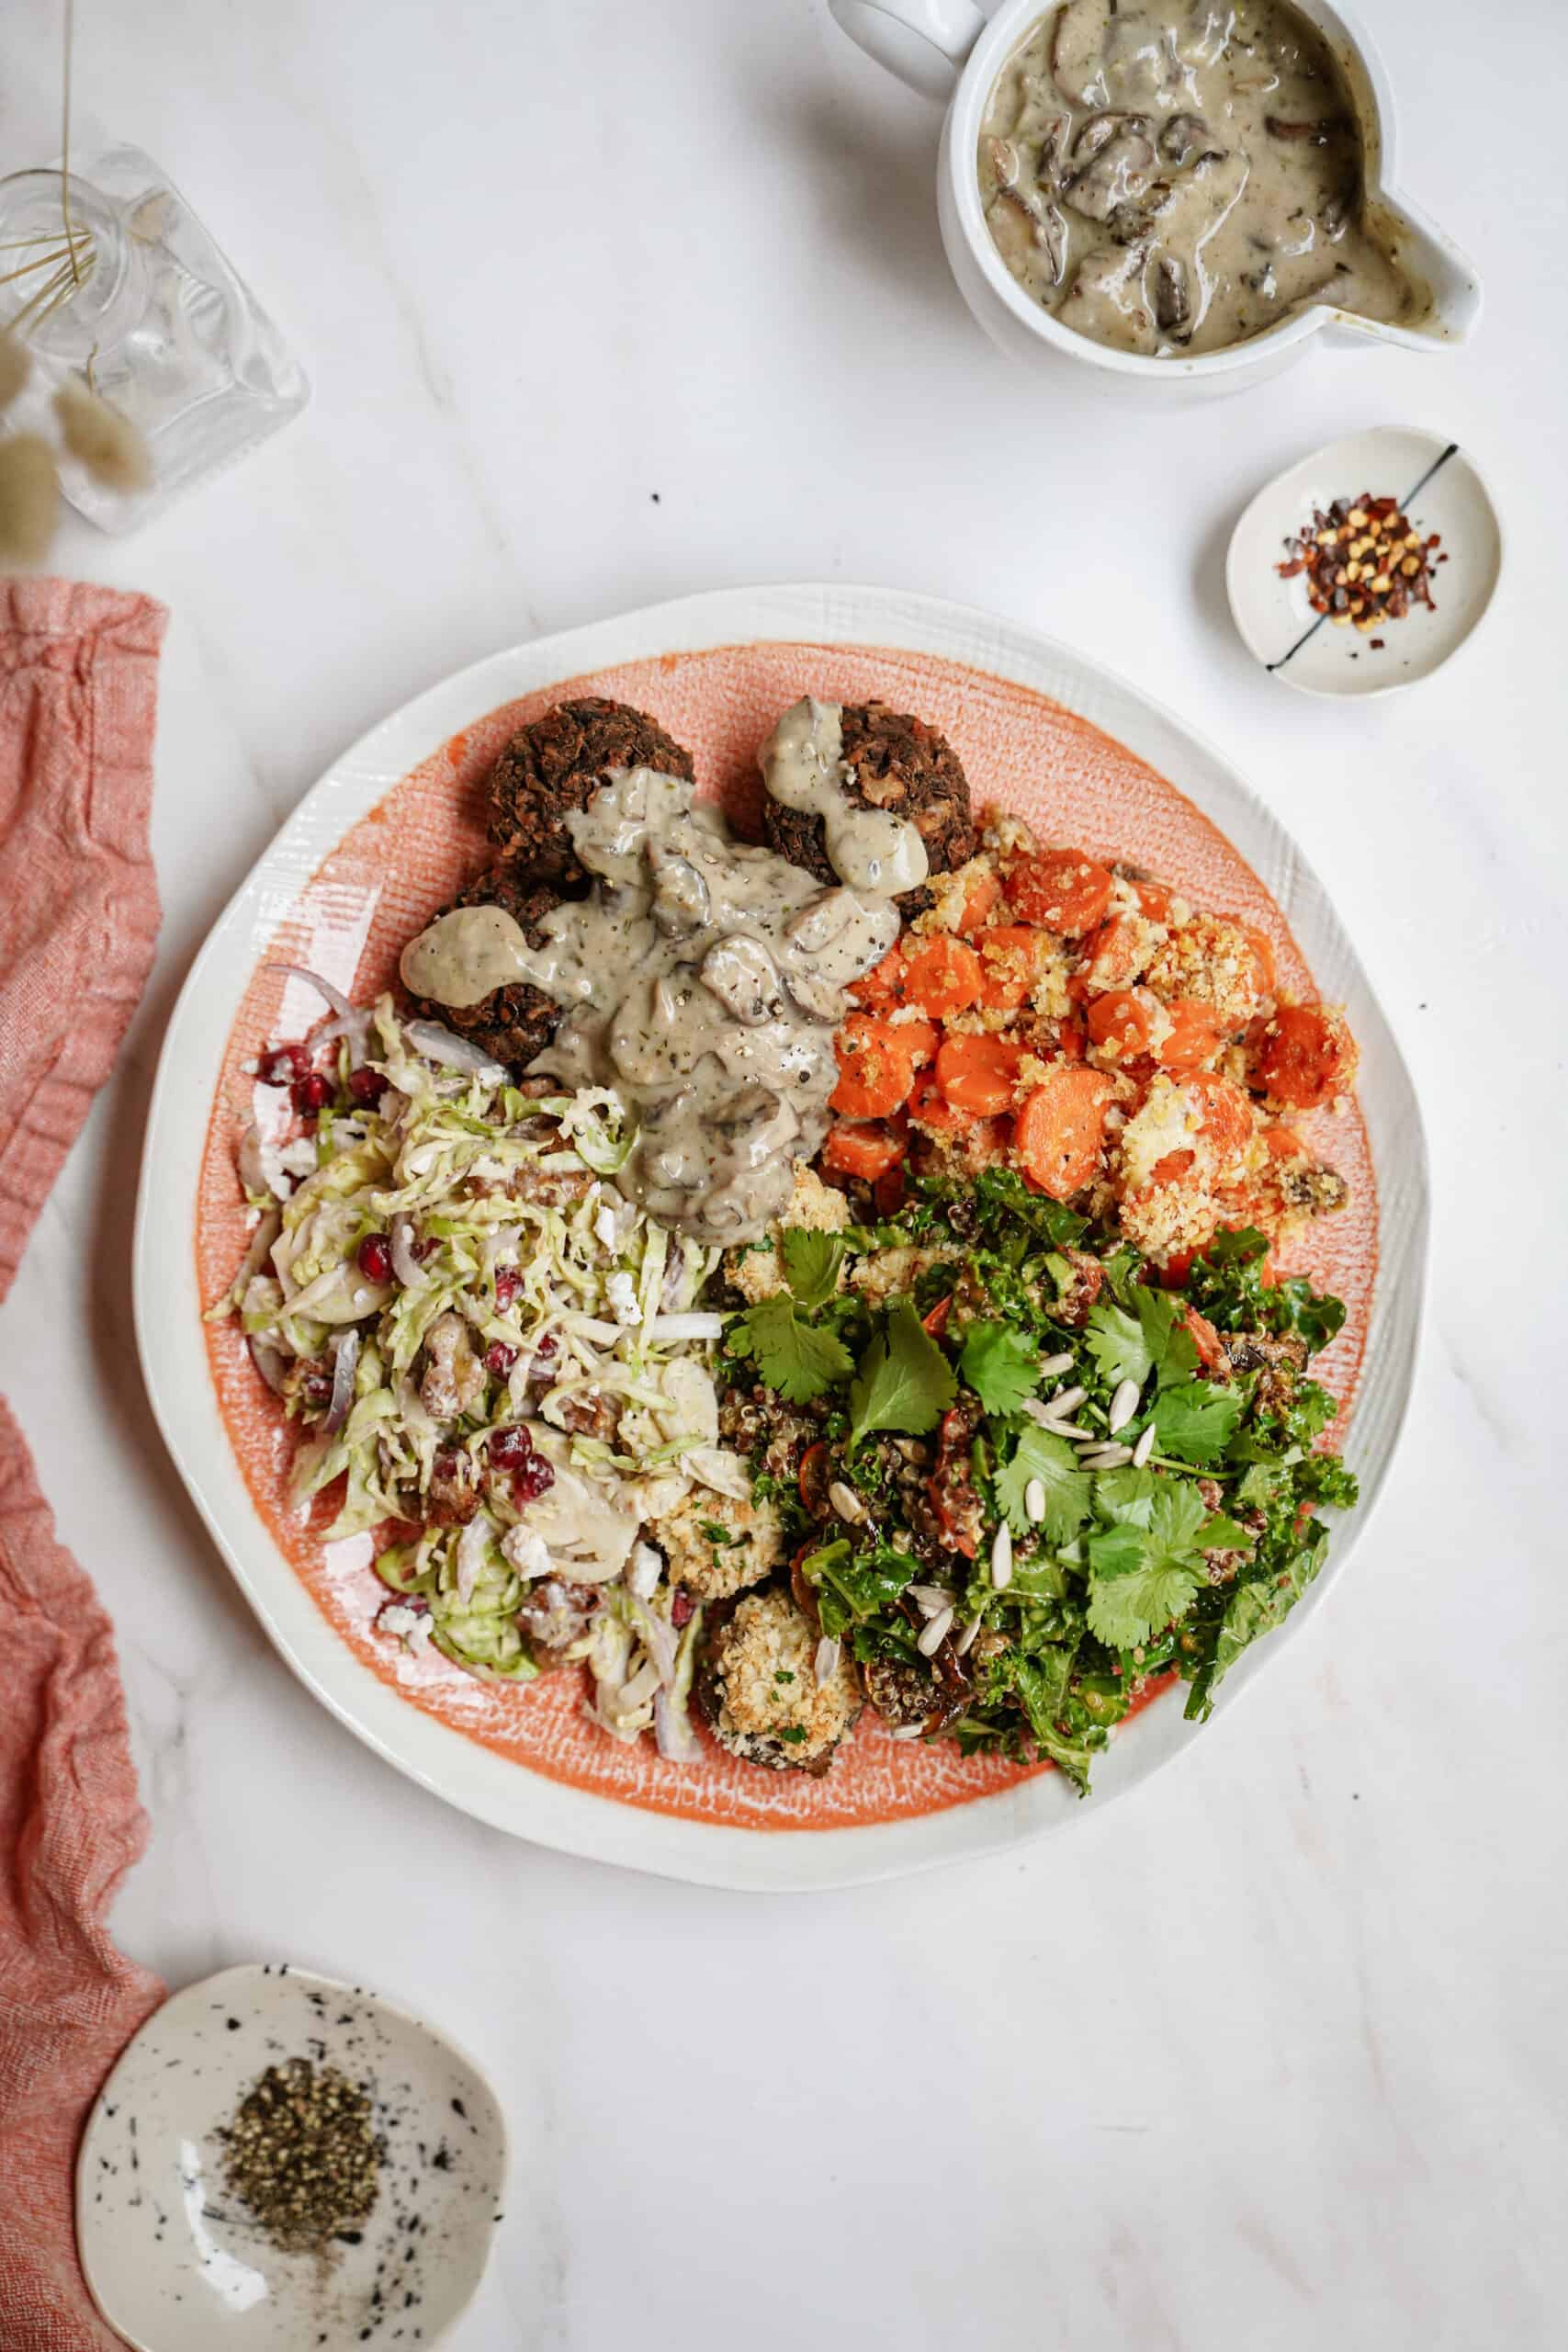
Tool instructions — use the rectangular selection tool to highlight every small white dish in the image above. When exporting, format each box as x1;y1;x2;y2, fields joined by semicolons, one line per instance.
1226;426;1502;696
76;1963;506;2352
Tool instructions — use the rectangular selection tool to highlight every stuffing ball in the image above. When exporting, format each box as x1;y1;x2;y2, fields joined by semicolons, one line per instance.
761;700;975;919
488;695;697;882
651;1487;785;1603
695;1589;862;1774
402;863;567;1069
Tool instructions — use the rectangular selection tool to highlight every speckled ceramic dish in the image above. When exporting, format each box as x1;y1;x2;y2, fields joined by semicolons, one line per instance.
1226;426;1502;695
135;583;1428;1889
75;1963;506;2352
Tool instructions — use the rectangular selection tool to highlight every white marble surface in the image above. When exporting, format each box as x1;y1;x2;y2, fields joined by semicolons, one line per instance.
5;1;1566;2345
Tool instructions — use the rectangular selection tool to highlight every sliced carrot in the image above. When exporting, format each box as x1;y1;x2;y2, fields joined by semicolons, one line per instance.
1086;989;1155;1060
848;944;906;1010
829;1016;919;1119
1149;1149;1196;1185
1004;848;1114;935
908;1067;972;1138
935;1034;1027;1117
1181;1306;1228;1374
1187;1071;1255;1159
1261;1124;1306;1160
1159;1250;1194;1288
901;934;983;1018
1079;916;1151;992
895;1017;941;1067
1239;922;1277;998
1014;1067;1112;1200
873;1164;906;1216
977;925;1048;1012
1132;876;1175;922
822;1122;902;1181
954;871;1002;934
1155;998;1224;1073
1056;1016;1086;1063
1247;1003;1356;1111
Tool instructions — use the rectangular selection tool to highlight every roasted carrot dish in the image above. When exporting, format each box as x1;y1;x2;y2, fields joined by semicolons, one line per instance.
821;809;1356;1275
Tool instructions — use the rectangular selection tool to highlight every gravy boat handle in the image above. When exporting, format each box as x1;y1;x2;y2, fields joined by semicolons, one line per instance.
827;0;988;101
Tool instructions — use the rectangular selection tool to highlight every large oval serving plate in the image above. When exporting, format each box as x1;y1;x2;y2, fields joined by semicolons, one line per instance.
136;585;1427;1890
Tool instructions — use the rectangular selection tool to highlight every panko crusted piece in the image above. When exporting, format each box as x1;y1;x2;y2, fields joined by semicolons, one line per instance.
652;1487;786;1602
696;1589;862;1773
725;1163;851;1306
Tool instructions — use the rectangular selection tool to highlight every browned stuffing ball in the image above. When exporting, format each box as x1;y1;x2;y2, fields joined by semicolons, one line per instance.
402;864;567;1069
488;696;697;882
761;700;975;919
694;1588;862;1775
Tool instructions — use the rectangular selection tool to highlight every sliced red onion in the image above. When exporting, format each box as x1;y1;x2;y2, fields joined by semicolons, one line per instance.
248;1337;292;1396
404;1020;509;1081
619;1658;662;1711
389;1214;429;1291
323;1328;360;1431
655;1690;703;1764
265;961;355;1022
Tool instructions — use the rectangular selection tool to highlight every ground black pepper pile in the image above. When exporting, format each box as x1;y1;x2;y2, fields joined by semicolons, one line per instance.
218;2057;383;2254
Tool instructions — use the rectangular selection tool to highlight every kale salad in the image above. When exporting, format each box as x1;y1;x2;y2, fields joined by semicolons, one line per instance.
710;1169;1357;1792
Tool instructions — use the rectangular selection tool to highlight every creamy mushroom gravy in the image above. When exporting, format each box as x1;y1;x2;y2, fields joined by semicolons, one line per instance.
978;0;1423;356
399;759;911;1243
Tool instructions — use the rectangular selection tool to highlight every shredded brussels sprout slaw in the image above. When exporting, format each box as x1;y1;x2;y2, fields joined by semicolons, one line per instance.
214;993;744;1754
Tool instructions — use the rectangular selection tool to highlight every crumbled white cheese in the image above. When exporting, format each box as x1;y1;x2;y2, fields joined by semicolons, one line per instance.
626;1542;662;1600
605;1270;642;1327
501;1526;553;1580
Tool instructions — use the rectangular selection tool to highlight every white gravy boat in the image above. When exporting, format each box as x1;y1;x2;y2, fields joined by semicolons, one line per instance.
829;0;1481;398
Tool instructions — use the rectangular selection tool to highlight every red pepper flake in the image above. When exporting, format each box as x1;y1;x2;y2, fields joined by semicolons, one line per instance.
1278;491;1443;634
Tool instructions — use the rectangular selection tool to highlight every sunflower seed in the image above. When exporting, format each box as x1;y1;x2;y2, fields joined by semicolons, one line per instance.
990;1521;1013;1590
1039;1351;1076;1377
889;1722;925;1740
828;1479;867;1523
1079;1444;1134;1470
814;1635;841;1684
917;1607;953;1657
908;1583;954;1617
1132;1424;1156;1468
1047;1383;1087;1416
953;1613;984;1657
1023;1477;1047;1524
1108;1377;1141;1434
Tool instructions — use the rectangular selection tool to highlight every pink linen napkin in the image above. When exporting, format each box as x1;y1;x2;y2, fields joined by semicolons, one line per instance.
0;579;168;2348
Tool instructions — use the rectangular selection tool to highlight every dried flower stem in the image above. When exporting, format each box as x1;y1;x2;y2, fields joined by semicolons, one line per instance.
61;0;81;288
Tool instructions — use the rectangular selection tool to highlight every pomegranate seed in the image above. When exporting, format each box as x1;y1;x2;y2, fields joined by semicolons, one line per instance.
258;1043;310;1087
487;1425;534;1471
484;1340;517;1376
534;1334;557;1361
671;1587;695;1629
511;1454;555;1505
412;1237;438;1263
357;1234;392;1283
348;1066;386;1107
493;1267;522;1309
292;1071;333;1116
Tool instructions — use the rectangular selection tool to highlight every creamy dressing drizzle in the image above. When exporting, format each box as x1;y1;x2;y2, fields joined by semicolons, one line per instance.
398;765;904;1243
978;0;1423;357
759;696;930;895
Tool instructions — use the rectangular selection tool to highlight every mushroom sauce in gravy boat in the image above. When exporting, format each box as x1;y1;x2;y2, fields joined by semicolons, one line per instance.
829;0;1480;397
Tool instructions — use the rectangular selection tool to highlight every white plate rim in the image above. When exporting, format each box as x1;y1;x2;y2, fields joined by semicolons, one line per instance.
133;582;1429;1892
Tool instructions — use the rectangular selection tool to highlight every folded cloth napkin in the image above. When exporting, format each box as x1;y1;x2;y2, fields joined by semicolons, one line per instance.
0;579;167;2348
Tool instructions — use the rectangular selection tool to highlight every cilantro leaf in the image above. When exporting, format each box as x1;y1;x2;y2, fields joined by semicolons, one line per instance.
1092;1465;1160;1529
1084;1475;1217;1645
848;1301;956;1451
737;1292;852;1406
1083;1299;1153;1389
1087;1559;1204;1647
1150;1379;1246;1464
995;1425;1089;1544
959;1320;1042;1418
781;1227;846;1312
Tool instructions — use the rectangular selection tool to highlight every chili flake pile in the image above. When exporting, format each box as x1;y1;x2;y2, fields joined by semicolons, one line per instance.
218;2057;383;2254
1278;492;1445;642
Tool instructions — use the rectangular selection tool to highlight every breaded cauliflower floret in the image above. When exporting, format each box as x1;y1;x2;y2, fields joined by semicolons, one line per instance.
698;1589;862;1772
652;1487;785;1601
725;1162;850;1306
847;1243;945;1309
